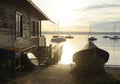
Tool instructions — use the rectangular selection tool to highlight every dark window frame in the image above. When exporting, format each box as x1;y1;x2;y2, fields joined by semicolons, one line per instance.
16;11;23;39
30;19;39;37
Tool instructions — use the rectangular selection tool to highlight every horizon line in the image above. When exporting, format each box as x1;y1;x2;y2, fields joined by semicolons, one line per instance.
42;31;120;35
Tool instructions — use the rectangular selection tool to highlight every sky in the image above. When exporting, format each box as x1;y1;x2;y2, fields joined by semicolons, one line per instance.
32;0;120;32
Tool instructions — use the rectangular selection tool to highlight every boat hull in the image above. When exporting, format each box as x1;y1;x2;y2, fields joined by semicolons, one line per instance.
72;41;109;73
51;36;66;43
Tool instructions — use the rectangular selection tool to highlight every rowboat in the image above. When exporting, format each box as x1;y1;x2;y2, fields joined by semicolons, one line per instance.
72;41;109;74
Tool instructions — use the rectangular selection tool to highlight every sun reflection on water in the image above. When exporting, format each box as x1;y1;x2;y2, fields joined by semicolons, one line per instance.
59;43;74;64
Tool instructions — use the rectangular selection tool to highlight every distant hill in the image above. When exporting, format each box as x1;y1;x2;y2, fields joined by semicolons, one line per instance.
42;31;120;35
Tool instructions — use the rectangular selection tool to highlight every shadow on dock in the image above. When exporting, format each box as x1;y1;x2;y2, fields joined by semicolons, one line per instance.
1;64;120;84
0;56;48;84
71;65;120;84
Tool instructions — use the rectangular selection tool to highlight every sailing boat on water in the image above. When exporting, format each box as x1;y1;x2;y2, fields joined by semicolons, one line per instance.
51;36;66;43
88;26;97;41
65;32;74;39
65;35;74;39
103;35;109;38
109;24;120;40
51;21;66;43
103;29;109;38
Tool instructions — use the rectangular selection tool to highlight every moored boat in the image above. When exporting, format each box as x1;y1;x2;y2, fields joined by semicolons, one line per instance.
110;35;120;40
72;41;109;74
88;26;97;41
65;35;74;39
88;36;97;41
103;35;109;38
51;36;66;43
109;24;120;40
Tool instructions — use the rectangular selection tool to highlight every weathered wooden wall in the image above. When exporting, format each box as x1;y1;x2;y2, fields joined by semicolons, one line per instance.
0;1;41;52
0;0;50;75
0;2;15;47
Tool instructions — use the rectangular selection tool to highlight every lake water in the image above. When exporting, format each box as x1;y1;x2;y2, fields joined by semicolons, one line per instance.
45;34;120;65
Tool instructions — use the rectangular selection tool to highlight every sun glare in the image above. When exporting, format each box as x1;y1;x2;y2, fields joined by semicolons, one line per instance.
55;0;76;27
57;10;75;27
60;43;74;64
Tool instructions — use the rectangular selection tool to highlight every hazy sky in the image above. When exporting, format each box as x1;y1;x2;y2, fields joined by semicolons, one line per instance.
32;0;120;32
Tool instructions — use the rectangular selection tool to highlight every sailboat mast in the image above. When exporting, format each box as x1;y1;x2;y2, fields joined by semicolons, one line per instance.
57;20;60;36
114;24;116;36
88;26;92;38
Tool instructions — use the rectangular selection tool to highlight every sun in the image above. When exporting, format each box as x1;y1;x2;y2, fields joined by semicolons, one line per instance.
56;10;75;27
55;0;76;28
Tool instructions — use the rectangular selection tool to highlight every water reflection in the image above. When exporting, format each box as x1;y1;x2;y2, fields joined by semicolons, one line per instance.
60;43;74;64
45;34;120;65
59;35;88;64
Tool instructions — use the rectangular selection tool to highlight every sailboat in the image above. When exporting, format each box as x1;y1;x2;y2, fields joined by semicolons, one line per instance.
110;35;120;39
51;22;66;43
103;30;109;38
65;31;74;39
88;26;97;41
51;36;66;43
103;35;109;38
65;34;74;39
88;36;97;41
109;24;120;40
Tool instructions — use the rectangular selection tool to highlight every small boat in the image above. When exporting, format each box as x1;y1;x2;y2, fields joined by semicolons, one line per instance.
52;35;59;38
103;35;109;38
109;24;120;40
72;41;109;74
51;36;66;43
51;21;66;43
103;29;109;38
88;36;97;41
110;35;120;40
65;35;74;39
88;26;97;41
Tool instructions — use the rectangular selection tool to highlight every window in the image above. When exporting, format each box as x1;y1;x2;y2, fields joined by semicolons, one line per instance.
31;20;39;37
16;12;23;38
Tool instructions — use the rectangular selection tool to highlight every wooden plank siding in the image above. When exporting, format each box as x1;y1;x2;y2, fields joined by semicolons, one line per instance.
0;2;15;47
0;0;45;50
0;0;50;74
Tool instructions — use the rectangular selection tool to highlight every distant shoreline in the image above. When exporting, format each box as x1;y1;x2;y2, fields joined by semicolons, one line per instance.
105;64;120;68
42;31;120;35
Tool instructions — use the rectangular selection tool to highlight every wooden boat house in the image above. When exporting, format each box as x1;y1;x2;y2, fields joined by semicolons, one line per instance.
0;0;53;74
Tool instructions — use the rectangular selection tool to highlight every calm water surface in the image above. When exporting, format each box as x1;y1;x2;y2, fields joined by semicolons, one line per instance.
45;34;120;65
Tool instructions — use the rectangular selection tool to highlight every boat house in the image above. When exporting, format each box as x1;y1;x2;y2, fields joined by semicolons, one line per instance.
0;0;54;74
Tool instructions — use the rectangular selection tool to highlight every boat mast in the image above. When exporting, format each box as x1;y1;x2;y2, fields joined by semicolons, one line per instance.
114;24;116;36
57;20;60;36
88;26;92;38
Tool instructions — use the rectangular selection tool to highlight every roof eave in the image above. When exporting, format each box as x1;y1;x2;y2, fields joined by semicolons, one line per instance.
27;0;50;20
